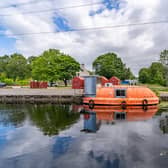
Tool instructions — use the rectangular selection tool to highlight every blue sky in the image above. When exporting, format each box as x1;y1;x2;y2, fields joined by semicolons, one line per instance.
90;0;122;16
0;25;16;55
0;36;16;55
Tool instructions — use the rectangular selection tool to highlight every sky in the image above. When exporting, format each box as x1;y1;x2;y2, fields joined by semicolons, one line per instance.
0;0;167;75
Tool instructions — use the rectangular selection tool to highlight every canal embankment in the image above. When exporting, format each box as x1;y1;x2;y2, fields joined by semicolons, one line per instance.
160;92;168;101
0;88;167;104
0;88;83;104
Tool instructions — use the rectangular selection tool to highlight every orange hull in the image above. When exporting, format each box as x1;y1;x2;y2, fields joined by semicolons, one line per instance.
83;86;159;107
82;105;158;121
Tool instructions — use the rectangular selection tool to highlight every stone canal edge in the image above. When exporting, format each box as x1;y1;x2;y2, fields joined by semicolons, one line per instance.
0;88;167;103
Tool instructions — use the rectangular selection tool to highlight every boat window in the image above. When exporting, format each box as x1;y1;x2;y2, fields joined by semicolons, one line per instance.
115;89;126;98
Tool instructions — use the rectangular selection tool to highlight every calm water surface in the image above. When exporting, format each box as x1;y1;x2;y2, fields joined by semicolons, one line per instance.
0;104;168;168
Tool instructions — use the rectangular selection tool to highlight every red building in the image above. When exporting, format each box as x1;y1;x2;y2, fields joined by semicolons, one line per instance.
109;76;120;85
100;76;109;86
30;81;48;88
72;77;84;89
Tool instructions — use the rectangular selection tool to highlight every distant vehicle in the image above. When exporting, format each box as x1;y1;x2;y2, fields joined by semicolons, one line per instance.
48;82;58;87
0;82;6;88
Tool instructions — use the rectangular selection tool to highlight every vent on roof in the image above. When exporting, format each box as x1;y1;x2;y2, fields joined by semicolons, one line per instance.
105;83;113;87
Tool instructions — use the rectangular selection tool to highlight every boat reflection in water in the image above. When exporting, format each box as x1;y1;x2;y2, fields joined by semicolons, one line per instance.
81;105;158;133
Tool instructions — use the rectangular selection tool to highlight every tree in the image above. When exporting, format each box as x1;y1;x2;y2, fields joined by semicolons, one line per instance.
160;50;168;86
139;68;150;83
93;52;134;79
6;53;31;81
138;62;165;85
123;67;135;80
0;55;10;74
27;56;37;64
32;49;80;86
149;62;165;85
27;56;37;78
58;55;81;86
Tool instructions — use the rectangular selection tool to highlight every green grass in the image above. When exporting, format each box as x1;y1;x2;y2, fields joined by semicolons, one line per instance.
140;83;168;96
159;101;168;108
156;101;168;115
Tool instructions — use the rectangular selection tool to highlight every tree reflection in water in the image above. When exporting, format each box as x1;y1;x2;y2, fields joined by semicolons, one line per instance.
0;104;80;136
0;104;26;127
28;104;79;136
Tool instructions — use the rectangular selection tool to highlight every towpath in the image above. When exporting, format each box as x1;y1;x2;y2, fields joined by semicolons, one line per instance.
0;88;83;96
0;88;83;103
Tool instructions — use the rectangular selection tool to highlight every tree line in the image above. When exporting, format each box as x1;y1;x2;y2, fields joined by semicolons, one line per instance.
0;48;166;86
0;49;80;86
139;50;168;86
0;49;134;86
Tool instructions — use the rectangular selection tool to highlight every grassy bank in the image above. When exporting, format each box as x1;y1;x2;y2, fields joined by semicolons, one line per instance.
140;84;168;96
157;101;168;115
159;101;168;109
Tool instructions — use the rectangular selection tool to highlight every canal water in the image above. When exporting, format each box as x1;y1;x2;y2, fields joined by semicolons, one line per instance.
0;104;168;168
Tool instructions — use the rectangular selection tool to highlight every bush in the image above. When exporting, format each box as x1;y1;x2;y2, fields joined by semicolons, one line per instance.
0;73;6;81
15;79;30;86
3;78;14;85
139;62;166;86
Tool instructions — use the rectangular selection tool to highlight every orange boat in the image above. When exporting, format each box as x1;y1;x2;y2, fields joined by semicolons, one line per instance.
81;106;158;132
83;85;159;109
82;105;158;121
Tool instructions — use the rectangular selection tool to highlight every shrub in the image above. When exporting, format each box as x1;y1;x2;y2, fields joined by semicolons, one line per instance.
15;79;30;86
3;78;14;85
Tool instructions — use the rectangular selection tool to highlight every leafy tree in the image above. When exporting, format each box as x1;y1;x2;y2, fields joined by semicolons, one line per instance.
93;52;134;79
32;49;80;86
139;68;150;83
139;62;165;85
0;55;10;74
6;53;31;81
27;56;37;64
58;55;80;86
149;62;165;85
123;67;135;80
27;56;37;78
160;50;168;86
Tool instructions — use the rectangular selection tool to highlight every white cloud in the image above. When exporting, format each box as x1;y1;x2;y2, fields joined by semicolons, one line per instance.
0;123;52;159
0;0;168;75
